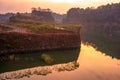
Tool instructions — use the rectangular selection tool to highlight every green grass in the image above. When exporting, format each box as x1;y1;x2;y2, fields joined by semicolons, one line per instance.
56;23;83;29
0;21;55;33
0;17;83;33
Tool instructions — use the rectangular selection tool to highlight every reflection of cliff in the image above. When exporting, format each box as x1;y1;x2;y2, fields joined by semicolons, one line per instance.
0;61;79;79
0;48;80;73
82;35;120;59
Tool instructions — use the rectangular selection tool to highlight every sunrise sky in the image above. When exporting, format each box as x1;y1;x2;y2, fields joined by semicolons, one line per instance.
0;0;120;14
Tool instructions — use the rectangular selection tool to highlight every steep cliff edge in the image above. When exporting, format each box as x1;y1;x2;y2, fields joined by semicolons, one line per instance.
0;32;80;54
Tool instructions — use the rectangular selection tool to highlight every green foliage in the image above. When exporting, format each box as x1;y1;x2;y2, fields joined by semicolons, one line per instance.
0;20;55;33
10;17;42;25
0;22;13;28
0;15;82;33
56;23;83;29
62;24;83;29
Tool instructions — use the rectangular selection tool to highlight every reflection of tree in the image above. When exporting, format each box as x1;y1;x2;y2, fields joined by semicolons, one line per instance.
82;37;120;59
0;61;79;79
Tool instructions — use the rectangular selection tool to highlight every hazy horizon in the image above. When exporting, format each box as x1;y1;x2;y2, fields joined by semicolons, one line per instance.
0;0;120;14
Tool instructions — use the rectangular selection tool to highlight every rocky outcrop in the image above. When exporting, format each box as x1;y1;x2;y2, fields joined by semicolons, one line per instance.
32;8;54;22
0;32;80;54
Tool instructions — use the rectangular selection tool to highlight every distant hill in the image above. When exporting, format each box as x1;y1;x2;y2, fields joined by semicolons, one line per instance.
63;3;120;58
0;13;13;21
63;3;120;43
9;13;44;23
52;13;66;23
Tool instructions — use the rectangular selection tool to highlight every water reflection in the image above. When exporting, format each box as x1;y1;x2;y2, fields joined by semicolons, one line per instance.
22;44;119;80
76;44;120;80
88;42;120;59
0;44;120;80
0;49;80;73
81;34;120;59
0;49;80;79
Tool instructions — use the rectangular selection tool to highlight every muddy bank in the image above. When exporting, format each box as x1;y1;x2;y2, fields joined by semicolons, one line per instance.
0;32;80;55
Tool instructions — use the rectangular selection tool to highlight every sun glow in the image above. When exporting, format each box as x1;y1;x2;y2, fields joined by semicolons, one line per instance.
46;0;76;3
1;0;120;14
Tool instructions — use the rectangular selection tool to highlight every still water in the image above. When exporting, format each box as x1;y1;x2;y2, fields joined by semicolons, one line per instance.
0;43;120;80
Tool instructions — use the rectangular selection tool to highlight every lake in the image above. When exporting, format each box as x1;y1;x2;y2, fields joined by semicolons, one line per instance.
0;43;120;80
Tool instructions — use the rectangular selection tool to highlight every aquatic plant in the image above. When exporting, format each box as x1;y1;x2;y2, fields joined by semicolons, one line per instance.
41;53;54;64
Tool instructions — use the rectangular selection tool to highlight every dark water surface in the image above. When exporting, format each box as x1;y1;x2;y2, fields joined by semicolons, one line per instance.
0;43;120;80
0;49;80;73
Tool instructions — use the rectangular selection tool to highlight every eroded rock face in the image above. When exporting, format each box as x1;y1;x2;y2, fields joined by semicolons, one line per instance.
0;32;80;54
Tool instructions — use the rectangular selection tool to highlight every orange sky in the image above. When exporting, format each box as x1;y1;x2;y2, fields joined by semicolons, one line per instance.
0;0;120;14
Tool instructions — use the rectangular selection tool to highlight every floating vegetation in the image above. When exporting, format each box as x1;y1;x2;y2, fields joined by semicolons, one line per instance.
41;53;54;64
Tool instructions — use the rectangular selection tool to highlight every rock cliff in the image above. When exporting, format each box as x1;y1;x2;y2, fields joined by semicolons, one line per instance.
0;32;80;54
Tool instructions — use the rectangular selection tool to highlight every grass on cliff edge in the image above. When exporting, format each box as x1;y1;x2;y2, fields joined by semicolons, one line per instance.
0;21;54;33
55;23;83;29
0;18;83;33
